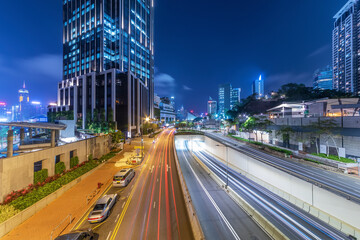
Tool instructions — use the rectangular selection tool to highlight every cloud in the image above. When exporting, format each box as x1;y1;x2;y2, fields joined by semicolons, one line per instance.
20;54;62;79
183;85;192;91
154;73;176;96
266;72;312;91
308;44;330;58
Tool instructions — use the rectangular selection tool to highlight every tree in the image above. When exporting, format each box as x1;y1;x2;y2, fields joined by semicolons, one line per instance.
275;126;294;148
110;130;125;144
310;119;340;158
241;117;258;141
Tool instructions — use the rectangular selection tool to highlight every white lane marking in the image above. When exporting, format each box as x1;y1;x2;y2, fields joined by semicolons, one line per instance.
115;214;120;222
167;164;169;172
182;149;241;240
157;178;159;182
151;165;154;173
106;231;112;240
153;201;156;209
122;202;125;208
131;184;134;190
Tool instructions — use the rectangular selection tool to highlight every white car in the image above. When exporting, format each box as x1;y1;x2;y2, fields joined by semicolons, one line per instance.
87;194;117;223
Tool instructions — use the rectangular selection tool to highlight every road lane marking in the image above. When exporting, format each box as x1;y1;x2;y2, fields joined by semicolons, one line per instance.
106;231;112;240
122;202;125;208
115;214;120;222
153;201;156;208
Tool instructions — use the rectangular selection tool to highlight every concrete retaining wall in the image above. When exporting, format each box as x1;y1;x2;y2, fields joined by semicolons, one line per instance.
0;161;105;239
203;136;360;238
0;135;111;201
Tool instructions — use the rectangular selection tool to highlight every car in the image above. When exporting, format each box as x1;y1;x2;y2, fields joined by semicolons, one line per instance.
54;229;94;240
87;194;117;223
113;168;135;187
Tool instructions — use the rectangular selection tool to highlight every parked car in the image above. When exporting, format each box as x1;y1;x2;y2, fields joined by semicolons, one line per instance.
113;168;135;187
88;194;117;223
55;229;94;240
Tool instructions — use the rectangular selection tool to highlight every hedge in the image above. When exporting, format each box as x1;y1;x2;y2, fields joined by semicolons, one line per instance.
70;156;79;168
268;146;292;155
34;169;48;185
10;160;98;211
311;153;356;163
0;205;20;224
55;162;66;175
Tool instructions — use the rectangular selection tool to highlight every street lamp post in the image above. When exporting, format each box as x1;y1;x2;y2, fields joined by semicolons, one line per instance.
216;144;229;188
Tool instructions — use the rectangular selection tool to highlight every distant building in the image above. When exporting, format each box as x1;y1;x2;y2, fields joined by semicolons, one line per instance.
252;75;264;99
332;0;360;94
18;82;32;121
207;97;217;115
154;94;176;123
231;88;241;108
313;66;333;90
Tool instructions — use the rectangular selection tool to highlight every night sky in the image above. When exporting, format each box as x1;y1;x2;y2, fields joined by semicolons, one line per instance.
0;0;347;112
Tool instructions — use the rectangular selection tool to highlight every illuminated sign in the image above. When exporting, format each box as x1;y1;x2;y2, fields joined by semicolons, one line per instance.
0;102;6;106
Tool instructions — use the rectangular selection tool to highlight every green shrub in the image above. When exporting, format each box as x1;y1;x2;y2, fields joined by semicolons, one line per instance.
0;205;20;223
70;156;79;168
34;169;48;184
304;158;320;164
268;146;292;155
88;154;93;161
55;162;66;175
10;161;98;211
311;153;355;163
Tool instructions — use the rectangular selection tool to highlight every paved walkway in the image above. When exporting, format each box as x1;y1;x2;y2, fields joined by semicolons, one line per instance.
1;138;153;240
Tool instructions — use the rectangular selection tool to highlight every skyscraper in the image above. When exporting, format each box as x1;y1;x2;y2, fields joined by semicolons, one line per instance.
332;0;360;94
252;75;264;99
53;0;154;135
207;97;217;116
313;66;333;90
218;83;231;116
231;88;241;108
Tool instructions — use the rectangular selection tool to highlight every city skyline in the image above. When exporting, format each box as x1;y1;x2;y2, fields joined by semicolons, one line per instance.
0;1;348;112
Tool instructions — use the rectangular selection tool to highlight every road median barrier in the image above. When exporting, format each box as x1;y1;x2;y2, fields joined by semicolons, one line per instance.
190;150;289;240
172;138;205;240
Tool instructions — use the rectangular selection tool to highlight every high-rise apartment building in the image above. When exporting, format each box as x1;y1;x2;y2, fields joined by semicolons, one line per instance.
218;83;231;116
332;0;360;94
252;75;264;99
52;0;154;135
313;65;333;90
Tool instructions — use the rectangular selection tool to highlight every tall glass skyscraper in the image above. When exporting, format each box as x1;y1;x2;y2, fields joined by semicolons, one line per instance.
313;66;333;90
252;75;264;99
332;0;360;94
53;0;155;135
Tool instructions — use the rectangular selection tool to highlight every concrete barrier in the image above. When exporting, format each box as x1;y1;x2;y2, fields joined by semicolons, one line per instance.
203;135;360;239
188;147;288;240
0;162;106;239
173;137;205;240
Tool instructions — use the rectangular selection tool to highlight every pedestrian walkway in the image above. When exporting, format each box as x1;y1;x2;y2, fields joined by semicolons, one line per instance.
1;138;153;240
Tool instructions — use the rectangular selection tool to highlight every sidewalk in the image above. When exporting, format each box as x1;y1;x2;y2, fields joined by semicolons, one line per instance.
1;138;152;240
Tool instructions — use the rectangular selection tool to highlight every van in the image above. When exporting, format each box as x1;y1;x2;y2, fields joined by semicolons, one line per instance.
113;168;135;187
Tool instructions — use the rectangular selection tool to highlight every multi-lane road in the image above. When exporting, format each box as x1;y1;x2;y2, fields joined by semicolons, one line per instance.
176;138;271;240
205;132;360;203
74;129;193;240
184;138;350;240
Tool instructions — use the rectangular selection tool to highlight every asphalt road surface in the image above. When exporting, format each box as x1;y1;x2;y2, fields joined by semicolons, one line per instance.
175;138;271;240
206;132;360;204
188;138;350;240
74;129;193;240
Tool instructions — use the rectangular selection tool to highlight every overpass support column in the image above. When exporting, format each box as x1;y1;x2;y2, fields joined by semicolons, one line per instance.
51;130;56;148
20;128;25;144
7;128;13;158
29;128;33;139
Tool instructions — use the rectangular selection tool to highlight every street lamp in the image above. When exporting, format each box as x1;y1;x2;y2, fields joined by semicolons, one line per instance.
216;144;229;188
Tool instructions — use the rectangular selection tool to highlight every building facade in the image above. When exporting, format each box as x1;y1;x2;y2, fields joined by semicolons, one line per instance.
207;97;217;115
55;0;154;135
231;87;241;108
313;65;333;90
332;0;360;94
154;95;176;123
252;75;264;99
218;83;231;116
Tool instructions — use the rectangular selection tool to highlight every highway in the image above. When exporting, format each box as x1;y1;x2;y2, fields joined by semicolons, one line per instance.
206;132;360;203
74;129;193;240
187;138;350;240
175;138;271;240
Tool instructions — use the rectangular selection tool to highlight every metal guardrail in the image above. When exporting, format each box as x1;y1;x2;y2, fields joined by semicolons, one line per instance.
50;214;72;240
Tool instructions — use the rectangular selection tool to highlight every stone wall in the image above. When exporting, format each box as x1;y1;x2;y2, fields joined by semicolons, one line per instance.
0;135;111;201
